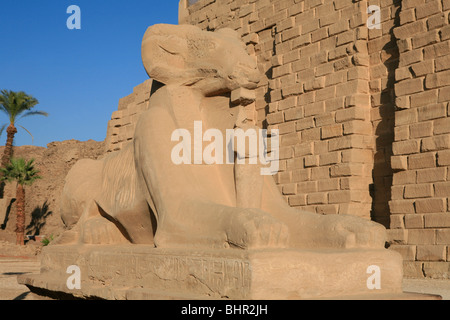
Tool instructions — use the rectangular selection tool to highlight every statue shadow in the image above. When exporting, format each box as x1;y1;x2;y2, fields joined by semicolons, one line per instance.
25;201;53;237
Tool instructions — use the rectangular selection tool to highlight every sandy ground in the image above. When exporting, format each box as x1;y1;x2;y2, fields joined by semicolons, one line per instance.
1;256;449;301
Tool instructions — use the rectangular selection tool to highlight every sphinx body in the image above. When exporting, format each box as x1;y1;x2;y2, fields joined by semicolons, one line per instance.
58;24;386;250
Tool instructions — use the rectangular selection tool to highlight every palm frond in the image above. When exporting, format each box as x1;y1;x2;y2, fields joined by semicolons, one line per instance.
19;110;49;119
1;158;41;186
0;90;42;125
0;123;7;139
17;125;34;145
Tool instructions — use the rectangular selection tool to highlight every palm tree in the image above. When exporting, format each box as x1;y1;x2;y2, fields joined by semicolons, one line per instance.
1;158;41;245
0;90;49;169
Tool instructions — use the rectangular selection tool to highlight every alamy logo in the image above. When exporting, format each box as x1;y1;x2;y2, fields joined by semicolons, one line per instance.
171;121;280;176
367;5;381;30
67;5;81;30
366;265;381;290
66;265;81;290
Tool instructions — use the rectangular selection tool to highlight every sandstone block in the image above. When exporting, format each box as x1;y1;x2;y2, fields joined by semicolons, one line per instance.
395;109;418;126
404;183;433;199
425;70;450;89
436;55;450;72
329;20;349;36
393;170;417;185
399;8;415;25
418;103;447;121
278;96;297;110
343;121;372;136
399;49;423;67
427;13;447;30
282;183;297;195
321;125;343;140
417;245;447;262
415;198;446;213
307;192;328;205
387;230;409;245
301;127;321;142
390;214;405;229
340;177;369;190
284;107;304;121
295;142;314;157
304;101;325;116
416;167;447;183
412;30;440;49
436;229;450;245
434;182;450;198
315;204;339;215
393;20;426;40
427;38;450;60
405;214;424;229
410;90;438;108
425;213;450;228
408;153;436;170
410;122;433;139
267;112;284;125
415;0;442;20
391;156;408;171
336;107;369;123
389;200;416;214
297;181;318;194
319;152;341;166
304;155;319;167
403;262;425;279
392;140;420;155
408;229;436;245
422;135;450;152
328;190;369;204
438;88;450;103
437;150;450;166
289;194;307;206
329;135;371;152
389;245;416;261
395;125;410;141
423;262;450;279
395;78;424;97
315;114;334;127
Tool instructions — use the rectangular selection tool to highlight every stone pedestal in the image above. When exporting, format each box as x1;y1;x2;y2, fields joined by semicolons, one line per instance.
17;244;436;300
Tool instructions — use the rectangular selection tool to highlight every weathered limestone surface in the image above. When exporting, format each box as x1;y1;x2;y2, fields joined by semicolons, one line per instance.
19;22;415;300
19;245;405;300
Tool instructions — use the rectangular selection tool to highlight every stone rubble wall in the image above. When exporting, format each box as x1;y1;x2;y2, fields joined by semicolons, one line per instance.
104;80;153;153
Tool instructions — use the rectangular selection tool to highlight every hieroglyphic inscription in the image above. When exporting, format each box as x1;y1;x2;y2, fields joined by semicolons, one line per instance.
78;250;252;297
145;255;251;294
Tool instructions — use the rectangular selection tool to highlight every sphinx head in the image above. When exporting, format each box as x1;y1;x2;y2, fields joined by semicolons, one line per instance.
141;24;261;96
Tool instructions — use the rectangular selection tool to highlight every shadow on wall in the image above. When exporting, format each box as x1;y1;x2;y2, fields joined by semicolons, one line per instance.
1;198;16;230
371;1;401;228
26;201;53;236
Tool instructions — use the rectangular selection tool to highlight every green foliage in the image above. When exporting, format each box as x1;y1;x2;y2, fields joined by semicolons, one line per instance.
0;158;42;186
0;89;48;140
41;234;54;246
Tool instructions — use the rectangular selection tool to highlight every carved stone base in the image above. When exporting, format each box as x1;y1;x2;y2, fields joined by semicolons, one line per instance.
17;245;438;300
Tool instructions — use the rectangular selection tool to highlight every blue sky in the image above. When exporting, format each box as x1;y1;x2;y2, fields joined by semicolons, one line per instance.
0;0;180;147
